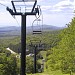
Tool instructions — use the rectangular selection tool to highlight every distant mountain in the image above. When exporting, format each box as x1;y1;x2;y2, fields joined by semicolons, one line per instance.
0;26;21;37
42;25;63;31
26;25;63;33
0;26;20;32
0;25;63;37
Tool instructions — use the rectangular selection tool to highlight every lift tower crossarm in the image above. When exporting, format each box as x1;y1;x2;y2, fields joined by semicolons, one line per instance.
11;1;17;13
6;7;22;15
31;0;37;12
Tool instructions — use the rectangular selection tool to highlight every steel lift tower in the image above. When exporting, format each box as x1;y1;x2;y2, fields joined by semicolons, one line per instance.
6;0;40;75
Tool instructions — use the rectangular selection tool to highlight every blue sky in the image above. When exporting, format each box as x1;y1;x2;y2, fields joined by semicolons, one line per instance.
0;0;75;27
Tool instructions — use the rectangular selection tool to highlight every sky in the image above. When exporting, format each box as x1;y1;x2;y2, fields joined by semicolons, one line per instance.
0;0;75;27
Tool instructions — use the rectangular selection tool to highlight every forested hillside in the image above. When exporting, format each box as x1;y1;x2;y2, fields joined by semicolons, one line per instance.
0;47;19;75
0;26;61;74
46;17;75;74
0;25;62;53
3;30;60;53
1;19;75;74
0;25;62;38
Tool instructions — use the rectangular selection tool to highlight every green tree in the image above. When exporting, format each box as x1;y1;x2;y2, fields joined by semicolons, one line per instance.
46;17;75;74
26;56;41;74
0;47;18;75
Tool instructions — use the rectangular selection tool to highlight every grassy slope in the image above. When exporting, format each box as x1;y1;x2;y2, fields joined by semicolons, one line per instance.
27;70;75;75
27;70;72;75
27;50;75;75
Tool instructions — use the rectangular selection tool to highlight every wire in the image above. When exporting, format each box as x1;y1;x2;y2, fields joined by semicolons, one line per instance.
15;18;20;26
27;16;32;26
0;2;8;7
0;1;21;26
14;16;21;26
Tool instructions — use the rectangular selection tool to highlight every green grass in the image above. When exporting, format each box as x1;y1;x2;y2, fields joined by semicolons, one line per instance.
27;70;75;75
40;51;47;59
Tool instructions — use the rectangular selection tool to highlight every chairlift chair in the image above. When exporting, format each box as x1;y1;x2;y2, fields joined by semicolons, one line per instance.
32;17;43;34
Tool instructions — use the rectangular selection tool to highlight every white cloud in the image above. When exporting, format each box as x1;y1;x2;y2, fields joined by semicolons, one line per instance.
53;0;74;11
74;0;75;9
54;0;73;7
50;8;62;12
0;0;10;4
0;0;74;27
43;0;74;13
37;0;74;13
41;5;51;11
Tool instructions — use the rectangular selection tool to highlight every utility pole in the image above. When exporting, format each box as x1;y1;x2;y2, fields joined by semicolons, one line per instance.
29;43;37;73
21;14;26;75
6;0;40;75
29;40;44;73
34;45;37;73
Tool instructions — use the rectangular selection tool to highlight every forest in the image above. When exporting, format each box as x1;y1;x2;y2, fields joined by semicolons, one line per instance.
0;17;75;75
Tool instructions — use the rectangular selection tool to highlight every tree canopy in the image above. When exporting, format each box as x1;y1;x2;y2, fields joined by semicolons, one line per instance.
46;17;75;74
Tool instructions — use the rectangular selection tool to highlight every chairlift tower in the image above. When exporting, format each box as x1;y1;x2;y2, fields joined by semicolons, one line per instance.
6;0;40;75
29;40;45;73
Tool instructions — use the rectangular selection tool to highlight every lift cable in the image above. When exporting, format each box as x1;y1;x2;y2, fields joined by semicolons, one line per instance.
23;1;33;27
23;0;26;12
0;2;20;26
15;17;21;26
0;2;8;7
